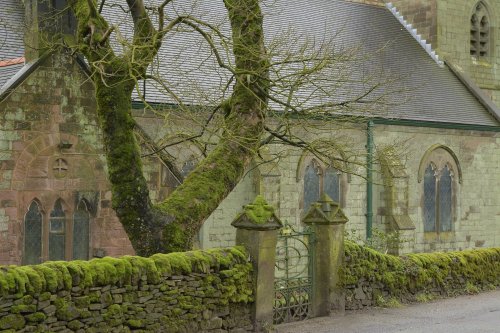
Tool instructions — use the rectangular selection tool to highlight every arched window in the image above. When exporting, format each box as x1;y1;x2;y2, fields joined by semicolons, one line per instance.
303;159;343;212
49;199;66;261
23;201;43;265
419;146;459;234
73;200;90;260
470;2;490;58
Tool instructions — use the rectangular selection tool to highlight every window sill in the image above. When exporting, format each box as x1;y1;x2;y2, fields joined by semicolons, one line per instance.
471;57;492;68
423;231;454;242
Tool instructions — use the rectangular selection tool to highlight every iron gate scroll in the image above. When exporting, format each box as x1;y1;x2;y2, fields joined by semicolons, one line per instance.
273;223;315;324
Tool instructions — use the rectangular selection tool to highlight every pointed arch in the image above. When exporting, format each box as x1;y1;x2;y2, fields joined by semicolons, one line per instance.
23;200;43;265
417;144;462;184
296;149;350;182
470;1;493;59
73;199;91;260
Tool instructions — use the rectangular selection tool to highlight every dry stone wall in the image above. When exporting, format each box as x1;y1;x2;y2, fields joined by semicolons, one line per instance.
343;241;500;310
0;247;253;332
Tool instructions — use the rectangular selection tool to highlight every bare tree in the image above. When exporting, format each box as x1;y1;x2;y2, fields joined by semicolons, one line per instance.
51;0;405;255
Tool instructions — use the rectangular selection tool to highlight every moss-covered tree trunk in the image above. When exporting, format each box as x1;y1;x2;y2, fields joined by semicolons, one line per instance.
95;78;159;256
158;0;269;252
67;0;269;254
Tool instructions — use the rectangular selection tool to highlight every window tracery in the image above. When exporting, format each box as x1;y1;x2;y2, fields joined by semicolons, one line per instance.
420;146;459;234
470;2;490;59
303;159;342;212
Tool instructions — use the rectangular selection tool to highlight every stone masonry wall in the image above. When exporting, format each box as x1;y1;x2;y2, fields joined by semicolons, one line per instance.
199;121;500;254
0;247;253;332
388;0;437;46
343;241;500;310
435;0;500;105
388;0;500;105
0;51;135;265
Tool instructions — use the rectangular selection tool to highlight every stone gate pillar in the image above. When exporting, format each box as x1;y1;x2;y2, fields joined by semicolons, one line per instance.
303;194;348;317
232;195;282;332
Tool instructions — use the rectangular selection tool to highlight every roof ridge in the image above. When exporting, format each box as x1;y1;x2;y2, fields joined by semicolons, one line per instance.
0;57;25;67
386;2;444;67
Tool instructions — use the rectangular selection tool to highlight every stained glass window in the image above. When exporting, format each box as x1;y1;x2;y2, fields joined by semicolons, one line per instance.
304;162;320;211
73;200;90;260
49;199;66;261
324;167;340;203
439;166;452;232
423;164;436;232
23;201;43;265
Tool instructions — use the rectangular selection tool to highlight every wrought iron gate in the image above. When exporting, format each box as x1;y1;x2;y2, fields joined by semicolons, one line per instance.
273;223;315;324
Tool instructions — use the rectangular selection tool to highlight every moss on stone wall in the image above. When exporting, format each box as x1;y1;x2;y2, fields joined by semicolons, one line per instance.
0;247;253;332
343;241;500;308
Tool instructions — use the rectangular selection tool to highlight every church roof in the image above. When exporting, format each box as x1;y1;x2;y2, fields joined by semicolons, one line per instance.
1;0;499;127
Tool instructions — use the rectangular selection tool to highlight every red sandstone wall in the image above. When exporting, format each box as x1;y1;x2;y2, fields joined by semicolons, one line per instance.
0;52;135;265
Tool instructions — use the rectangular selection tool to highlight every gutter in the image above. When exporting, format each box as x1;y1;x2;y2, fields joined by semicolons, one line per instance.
366;120;374;240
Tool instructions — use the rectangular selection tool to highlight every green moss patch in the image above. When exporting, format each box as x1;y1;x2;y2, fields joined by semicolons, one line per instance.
343;241;500;301
0;247;251;300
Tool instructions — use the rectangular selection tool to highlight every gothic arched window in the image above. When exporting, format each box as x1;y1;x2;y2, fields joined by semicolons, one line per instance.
49;199;66;261
23;201;43;265
73;200;90;260
303;159;343;212
419;145;460;234
470;2;490;58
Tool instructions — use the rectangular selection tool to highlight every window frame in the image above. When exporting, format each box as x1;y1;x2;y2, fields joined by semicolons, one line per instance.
418;145;461;238
22;197;93;263
470;1;493;61
423;163;455;234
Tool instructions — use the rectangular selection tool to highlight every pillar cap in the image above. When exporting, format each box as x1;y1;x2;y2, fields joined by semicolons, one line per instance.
303;193;348;225
231;195;283;230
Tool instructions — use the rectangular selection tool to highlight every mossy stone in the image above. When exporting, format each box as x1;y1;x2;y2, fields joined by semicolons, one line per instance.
0;314;25;330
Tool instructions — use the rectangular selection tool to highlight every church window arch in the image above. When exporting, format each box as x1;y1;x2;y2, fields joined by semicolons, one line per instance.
23;201;43;265
470;1;491;59
302;158;344;212
419;146;460;234
73;200;91;260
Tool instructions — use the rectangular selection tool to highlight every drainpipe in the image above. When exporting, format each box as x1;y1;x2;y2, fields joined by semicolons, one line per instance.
366;120;374;239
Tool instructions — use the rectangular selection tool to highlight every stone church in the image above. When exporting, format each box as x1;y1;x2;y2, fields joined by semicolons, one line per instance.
1;0;500;265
